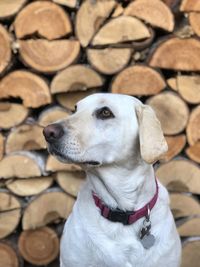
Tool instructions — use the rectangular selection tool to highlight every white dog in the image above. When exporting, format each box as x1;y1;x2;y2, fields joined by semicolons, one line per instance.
43;93;181;267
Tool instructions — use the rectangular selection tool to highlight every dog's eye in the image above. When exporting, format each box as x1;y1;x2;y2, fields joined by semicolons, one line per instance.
96;107;115;120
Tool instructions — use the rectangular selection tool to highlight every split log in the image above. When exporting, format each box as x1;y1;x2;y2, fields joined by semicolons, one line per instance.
0;134;4;161
51;65;104;94
186;142;200;164
5;124;46;153
18;39;80;74
0;192;21;239
56;90;98;111
182;239;200;267
180;0;200;12
53;0;77;8
18;227;59;266
87;48;132;75
147;92;189;135
189;13;200;38
170;193;200;218
156;159;200;194
161;134;186;162
38;106;69;127
22;190;75;230
14;1;72;40
46;155;81;172
92;16;150;46
55;171;86;197
0;70;51;108
0;152;46;179
0;24;11;74
167;75;200;104
0;103;28;129
6;177;53;197
149;38;200;71
0;242;23;267
111;65;166;95
124;0;174;32
75;0;116;47
0;0;27;20
178;217;200;237
186;105;200;145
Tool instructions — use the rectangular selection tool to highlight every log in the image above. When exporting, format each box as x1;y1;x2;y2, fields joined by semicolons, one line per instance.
18;39;80;73
0;103;28;129
178;217;200;237
87;48;132;75
0;0;27;20
170;193;200;218
112;3;124;18
0;192;21;239
92;16;151;46
149;38;200;71
186;105;200;146
147;92;189;135
161;134;186;162
111;65;166;95
0;242;23;267
5;124;46;153
167;75;200;104
14;1;72;40
180;0;200;12
182;239;200;267
56;90;98;111
6;177;53;197
22;190;75;230
46;155;81;172
189;13;200;38
51;65;104;94
0;133;4;161
124;0;174;32
0;152;45;179
0;24;11;74
156;159;200;194
53;0;77;8
38;106;69;127
186;142;200;164
55;171;86;197
75;0;116;47
18;227;59;266
0;70;51;108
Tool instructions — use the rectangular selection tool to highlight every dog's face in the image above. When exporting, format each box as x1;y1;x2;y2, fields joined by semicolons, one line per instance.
43;93;167;167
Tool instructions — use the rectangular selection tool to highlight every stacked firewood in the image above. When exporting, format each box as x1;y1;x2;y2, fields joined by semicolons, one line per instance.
0;0;199;266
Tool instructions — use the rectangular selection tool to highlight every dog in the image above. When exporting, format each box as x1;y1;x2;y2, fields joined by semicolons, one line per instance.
43;93;181;267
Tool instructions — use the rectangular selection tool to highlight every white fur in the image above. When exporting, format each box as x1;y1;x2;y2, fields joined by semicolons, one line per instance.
46;93;181;267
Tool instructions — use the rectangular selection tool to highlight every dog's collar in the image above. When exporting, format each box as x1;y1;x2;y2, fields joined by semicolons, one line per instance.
92;178;159;225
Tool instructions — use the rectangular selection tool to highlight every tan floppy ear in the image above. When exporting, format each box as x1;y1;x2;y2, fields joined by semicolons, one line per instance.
136;104;168;164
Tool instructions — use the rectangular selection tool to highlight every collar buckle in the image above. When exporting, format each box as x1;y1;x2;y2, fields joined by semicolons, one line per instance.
107;208;132;225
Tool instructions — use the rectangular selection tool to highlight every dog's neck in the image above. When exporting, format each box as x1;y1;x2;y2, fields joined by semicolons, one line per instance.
87;160;156;211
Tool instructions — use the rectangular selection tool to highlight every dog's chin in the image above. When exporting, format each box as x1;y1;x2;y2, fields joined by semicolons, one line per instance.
48;147;101;167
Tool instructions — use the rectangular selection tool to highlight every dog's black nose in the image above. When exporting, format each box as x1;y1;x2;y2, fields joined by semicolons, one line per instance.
43;123;64;142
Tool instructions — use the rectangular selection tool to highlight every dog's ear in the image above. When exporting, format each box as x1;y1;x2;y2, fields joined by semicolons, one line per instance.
136;104;168;164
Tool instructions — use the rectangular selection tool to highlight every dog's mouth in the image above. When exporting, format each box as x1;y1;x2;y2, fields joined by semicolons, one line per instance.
48;146;101;166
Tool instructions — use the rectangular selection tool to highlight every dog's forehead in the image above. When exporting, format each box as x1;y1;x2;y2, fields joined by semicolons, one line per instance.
77;93;141;114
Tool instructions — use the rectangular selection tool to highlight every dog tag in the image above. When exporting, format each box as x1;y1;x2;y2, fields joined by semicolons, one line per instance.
140;234;155;249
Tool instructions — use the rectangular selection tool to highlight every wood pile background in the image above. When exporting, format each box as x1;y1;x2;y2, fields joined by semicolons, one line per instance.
0;0;199;266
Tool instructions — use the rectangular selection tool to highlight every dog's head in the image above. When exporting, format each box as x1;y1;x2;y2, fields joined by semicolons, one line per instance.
43;93;167;167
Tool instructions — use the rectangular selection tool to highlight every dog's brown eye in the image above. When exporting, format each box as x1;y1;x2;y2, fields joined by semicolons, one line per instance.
96;107;114;120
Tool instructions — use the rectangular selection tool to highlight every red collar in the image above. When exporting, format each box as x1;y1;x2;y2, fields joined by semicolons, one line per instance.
92;179;159;225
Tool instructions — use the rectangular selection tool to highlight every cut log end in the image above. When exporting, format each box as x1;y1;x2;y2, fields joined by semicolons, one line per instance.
124;0;174;32
14;1;72;40
0;242;22;267
111;65;166;95
182;240;200;267
186;105;200;145
180;0;200;12
0;24;11;74
46;155;81;172
18;227;59;265
18;39;80;74
0;0;27;19
38;106;69;127
186;142;200;164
